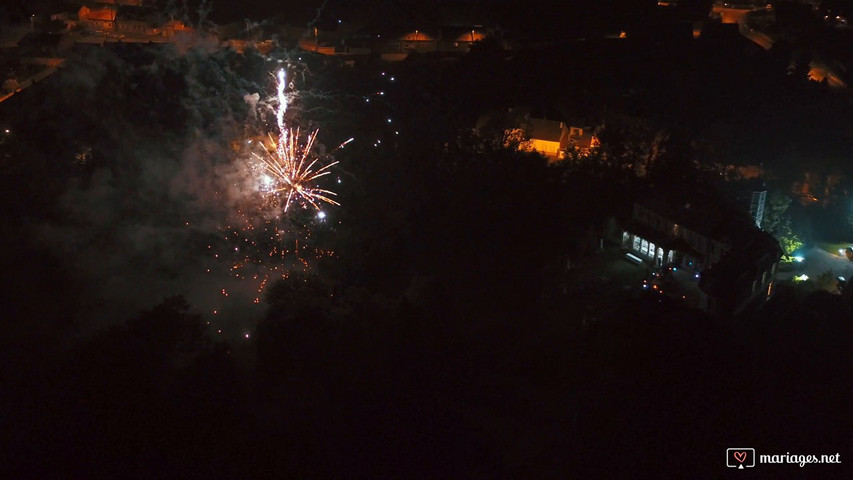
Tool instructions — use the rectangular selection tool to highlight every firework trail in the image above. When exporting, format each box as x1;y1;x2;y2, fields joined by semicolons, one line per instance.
255;69;340;212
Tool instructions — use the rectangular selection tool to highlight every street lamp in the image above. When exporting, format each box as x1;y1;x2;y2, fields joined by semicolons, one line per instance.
30;14;35;32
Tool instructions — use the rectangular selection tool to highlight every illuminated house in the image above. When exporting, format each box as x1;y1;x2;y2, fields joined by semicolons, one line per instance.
524;118;600;161
566;125;600;155
397;29;437;53
159;19;194;37
382;27;490;56
438;27;487;52
78;5;118;31
473;109;599;161
710;2;754;24
526;118;569;161
623;198;782;317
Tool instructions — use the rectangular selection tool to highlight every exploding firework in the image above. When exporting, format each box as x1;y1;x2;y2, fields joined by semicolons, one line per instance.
200;67;342;314
253;69;340;212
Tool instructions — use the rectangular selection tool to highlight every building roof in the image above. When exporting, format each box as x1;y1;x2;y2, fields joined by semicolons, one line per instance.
568;128;597;150
640;197;749;243
527;118;564;143
79;5;118;22
636;196;782;298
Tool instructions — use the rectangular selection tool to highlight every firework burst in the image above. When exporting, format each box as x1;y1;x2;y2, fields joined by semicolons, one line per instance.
254;69;340;212
201;67;341;310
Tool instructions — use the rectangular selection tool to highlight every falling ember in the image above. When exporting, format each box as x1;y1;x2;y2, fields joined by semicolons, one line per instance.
254;69;341;212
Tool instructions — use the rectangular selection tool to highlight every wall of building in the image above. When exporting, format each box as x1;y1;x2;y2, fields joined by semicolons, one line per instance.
529;139;561;157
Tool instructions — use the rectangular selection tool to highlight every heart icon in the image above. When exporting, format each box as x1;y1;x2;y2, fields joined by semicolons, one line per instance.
734;451;747;463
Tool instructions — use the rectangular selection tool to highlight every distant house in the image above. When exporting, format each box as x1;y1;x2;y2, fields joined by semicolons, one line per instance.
78;5;117;31
566;124;600;155
156;19;194;38
711;3;755;24
382;26;490;56
524;117;600;161
623;198;782;317
394;29;438;53
437;27;486;52
526;118;569;161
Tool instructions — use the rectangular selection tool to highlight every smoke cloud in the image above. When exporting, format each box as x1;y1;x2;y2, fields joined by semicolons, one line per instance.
19;38;312;336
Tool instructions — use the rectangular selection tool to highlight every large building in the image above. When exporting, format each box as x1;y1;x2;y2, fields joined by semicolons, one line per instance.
623;197;782;317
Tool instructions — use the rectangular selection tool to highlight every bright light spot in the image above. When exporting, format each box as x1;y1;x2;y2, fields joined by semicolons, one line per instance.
3;129;8;133
381;72;386;76
386;118;392;123
245;333;250;338
261;174;273;187
390;76;395;81
317;210;326;220
794;274;810;282
838;276;846;282
793;256;804;263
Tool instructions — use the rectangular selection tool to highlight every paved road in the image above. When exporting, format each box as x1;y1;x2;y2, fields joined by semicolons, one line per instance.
778;246;853;282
